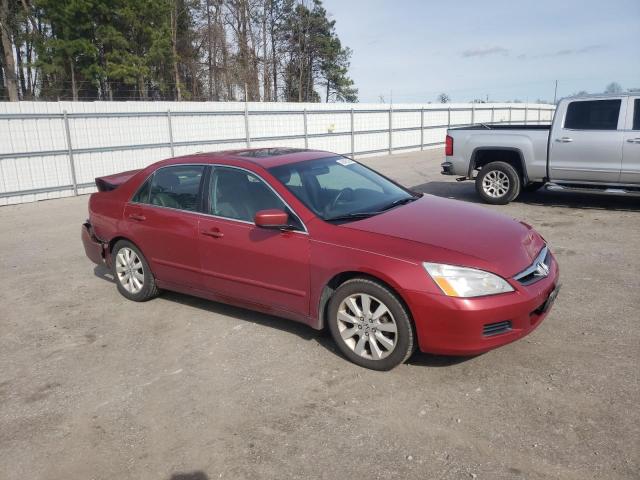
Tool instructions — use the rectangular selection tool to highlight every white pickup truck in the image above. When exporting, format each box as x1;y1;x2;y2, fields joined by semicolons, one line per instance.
441;93;640;204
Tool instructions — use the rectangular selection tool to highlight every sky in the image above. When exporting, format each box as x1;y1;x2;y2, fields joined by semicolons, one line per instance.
321;0;640;104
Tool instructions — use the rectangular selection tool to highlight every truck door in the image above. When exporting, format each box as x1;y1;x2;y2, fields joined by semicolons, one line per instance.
621;97;640;184
548;98;624;183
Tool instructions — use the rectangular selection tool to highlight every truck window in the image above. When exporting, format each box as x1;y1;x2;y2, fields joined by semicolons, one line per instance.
564;99;621;130
633;99;640;130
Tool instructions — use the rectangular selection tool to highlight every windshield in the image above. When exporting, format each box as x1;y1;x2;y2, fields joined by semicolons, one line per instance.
268;156;418;222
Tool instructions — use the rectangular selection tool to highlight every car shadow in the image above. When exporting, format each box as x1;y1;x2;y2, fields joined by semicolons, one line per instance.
94;264;115;283
169;472;208;480
92;263;474;368
412;180;640;211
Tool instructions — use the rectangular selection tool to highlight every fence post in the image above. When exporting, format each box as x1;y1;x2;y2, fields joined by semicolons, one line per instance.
471;103;475;125
350;108;355;157
538;107;541;124
491;106;495;124
508;106;512;124
244;103;251;147
303;108;308;149
388;105;393;155
167;109;175;157
63;110;78;196
420;107;424;150
524;104;528;125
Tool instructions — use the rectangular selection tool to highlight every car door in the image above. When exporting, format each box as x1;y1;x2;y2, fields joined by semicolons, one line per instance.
621;97;640;184
549;98;624;183
123;164;206;288
198;165;310;317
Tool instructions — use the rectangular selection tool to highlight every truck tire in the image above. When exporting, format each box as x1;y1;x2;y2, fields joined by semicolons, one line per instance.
475;161;521;205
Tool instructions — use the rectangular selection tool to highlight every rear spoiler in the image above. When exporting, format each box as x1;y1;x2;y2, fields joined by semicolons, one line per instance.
95;169;142;192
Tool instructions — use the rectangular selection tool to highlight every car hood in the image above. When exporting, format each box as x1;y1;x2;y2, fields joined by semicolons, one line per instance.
342;195;545;278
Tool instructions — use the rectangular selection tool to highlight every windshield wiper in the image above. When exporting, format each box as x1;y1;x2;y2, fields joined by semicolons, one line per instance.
379;196;418;211
324;211;380;222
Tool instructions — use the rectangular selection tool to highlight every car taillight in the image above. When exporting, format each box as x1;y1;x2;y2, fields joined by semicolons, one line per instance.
445;135;453;156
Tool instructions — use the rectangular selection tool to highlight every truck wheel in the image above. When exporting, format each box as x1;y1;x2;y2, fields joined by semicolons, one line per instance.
475;161;521;205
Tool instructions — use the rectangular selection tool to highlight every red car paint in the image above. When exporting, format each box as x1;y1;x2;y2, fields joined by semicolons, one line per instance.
82;149;559;356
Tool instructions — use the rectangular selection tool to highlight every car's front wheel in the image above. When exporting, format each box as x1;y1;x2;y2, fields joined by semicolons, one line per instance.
475;161;521;204
327;278;416;370
112;240;159;302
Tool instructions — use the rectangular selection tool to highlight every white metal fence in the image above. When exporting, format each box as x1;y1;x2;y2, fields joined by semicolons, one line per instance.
0;101;555;205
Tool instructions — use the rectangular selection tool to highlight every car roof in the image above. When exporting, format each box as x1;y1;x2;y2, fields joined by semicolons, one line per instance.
564;92;638;101
154;148;338;170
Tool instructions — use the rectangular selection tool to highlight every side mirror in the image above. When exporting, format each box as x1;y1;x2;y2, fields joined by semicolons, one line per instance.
254;209;290;229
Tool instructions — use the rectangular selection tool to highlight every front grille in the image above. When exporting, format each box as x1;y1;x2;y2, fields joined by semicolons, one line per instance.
513;246;551;286
483;320;512;337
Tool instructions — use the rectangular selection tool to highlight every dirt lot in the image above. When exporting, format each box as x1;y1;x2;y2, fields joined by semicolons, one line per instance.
1;149;638;480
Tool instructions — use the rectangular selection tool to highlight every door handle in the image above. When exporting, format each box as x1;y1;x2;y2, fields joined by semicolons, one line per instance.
201;229;224;238
555;137;573;143
627;138;640;144
128;213;146;221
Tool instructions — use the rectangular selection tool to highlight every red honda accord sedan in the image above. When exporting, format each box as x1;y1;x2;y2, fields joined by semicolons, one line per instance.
82;148;560;370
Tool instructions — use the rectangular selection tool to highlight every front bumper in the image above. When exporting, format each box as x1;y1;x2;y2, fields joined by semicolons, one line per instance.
406;254;560;356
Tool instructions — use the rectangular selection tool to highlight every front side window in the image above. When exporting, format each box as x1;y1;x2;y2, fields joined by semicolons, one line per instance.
269;157;417;222
209;167;303;230
633;99;640;130
148;165;205;211
564;99;621;130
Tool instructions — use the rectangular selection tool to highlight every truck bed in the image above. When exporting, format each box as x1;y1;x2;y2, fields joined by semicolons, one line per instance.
449;124;551;131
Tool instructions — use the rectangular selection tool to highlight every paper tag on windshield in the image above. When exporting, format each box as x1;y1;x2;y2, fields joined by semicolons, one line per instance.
337;158;355;166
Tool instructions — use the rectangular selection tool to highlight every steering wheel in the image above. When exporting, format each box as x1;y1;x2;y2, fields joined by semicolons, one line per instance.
328;187;354;213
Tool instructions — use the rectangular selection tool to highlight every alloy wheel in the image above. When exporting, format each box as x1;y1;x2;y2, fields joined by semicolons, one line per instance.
482;170;510;198
336;293;398;360
115;247;144;294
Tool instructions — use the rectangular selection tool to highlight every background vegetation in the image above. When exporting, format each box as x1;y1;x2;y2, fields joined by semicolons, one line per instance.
0;0;357;102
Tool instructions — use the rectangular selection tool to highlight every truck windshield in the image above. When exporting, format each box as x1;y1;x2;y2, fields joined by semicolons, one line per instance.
269;157;418;222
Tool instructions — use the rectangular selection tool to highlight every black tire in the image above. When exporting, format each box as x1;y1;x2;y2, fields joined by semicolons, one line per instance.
523;182;545;192
327;278;416;371
475;161;521;205
112;240;159;302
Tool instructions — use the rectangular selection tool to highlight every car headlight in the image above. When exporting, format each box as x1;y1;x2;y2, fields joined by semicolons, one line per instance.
423;262;514;298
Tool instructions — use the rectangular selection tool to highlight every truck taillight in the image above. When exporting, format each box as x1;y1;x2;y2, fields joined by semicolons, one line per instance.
445;135;453;156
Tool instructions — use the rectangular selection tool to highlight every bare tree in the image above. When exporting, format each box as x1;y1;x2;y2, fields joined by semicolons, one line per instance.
0;0;18;101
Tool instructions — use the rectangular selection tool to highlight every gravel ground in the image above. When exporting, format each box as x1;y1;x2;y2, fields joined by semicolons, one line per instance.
1;149;638;480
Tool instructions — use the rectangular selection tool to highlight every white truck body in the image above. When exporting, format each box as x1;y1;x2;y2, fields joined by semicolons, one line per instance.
442;94;640;203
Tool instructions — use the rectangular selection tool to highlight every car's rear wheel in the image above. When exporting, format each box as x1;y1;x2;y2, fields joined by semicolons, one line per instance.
327;278;415;370
475;161;521;204
112;240;159;302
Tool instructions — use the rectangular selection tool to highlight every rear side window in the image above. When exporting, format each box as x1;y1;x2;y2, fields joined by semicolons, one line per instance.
633;99;640;130
564;100;621;130
149;165;205;211
132;177;151;203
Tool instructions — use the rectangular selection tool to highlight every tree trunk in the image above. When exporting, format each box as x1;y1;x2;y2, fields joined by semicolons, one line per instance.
206;0;213;100
170;0;182;101
15;41;26;98
0;0;18;101
269;0;277;101
262;7;270;101
69;57;78;101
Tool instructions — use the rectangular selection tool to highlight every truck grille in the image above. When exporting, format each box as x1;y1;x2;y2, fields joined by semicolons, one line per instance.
513;246;551;286
483;320;512;337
